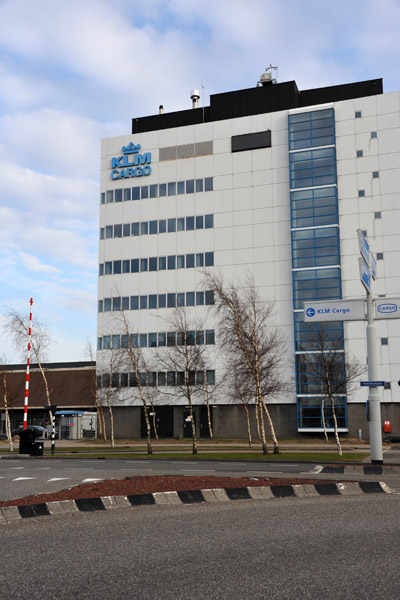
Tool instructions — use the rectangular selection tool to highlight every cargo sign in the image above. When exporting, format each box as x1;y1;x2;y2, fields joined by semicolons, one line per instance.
304;299;365;322
375;298;400;319
111;142;152;180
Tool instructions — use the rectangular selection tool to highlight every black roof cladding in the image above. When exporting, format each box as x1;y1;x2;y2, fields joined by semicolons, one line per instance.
132;78;383;134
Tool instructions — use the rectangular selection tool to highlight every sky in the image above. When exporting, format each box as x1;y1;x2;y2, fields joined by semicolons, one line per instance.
0;0;399;363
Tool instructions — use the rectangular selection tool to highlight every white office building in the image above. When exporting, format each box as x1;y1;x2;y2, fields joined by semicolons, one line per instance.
98;73;400;440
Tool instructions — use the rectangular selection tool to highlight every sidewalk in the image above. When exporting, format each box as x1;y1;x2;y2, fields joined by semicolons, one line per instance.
2;437;400;461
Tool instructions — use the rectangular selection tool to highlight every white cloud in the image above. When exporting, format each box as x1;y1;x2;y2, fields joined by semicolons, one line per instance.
19;253;61;274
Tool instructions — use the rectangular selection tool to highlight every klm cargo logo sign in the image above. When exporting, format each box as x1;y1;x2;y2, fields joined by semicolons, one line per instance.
111;142;152;180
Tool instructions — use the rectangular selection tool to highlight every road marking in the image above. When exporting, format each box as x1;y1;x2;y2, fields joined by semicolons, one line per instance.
81;478;103;483
12;477;35;481
218;462;246;465
9;467;25;470
182;469;216;473
302;465;323;474
172;461;198;464
248;471;283;475
48;478;70;482
36;467;52;470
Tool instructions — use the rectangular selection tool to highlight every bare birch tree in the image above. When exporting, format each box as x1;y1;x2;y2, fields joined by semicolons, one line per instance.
204;272;287;455
97;343;125;448
298;323;366;455
118;312;153;454
4;309;56;439
0;358;14;451
84;340;106;441
155;305;213;455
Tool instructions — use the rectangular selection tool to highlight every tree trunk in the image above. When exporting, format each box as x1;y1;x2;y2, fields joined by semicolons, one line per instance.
262;397;280;454
257;389;268;455
254;396;262;441
243;403;252;448
321;394;329;443
186;374;197;455
106;391;115;448
330;395;342;455
147;387;159;440
203;366;213;439
3;373;13;452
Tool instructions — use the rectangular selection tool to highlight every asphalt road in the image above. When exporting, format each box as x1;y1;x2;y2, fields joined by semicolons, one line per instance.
0;457;321;502
1;494;400;599
1;457;400;502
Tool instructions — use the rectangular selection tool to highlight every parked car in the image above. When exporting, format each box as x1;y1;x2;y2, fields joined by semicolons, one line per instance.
11;425;46;438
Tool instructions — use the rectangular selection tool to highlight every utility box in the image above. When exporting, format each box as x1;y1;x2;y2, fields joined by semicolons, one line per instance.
384;420;392;433
19;429;36;454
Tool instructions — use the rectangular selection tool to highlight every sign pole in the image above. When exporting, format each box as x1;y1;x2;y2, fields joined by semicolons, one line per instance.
23;298;33;430
366;291;383;463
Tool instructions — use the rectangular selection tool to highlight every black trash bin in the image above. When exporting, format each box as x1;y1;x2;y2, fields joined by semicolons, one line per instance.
31;440;44;456
19;429;36;454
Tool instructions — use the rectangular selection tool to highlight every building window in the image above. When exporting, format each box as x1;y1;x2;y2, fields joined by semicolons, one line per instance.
371;131;377;138
291;227;340;269
355;111;362;118
356;150;363;157
115;189;122;203
381;338;388;345
358;190;365;197
289;147;336;189
384;382;391;390
374;211;381;219
292;267;341;310
288;108;335;151
204;177;213;191
291;187;338;228
377;252;384;260
372;171;379;178
98;300;103;313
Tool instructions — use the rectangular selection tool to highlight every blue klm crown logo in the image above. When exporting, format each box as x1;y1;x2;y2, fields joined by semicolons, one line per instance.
122;142;141;155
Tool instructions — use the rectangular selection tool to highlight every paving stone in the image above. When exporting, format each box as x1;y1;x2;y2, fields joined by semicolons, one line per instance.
1;506;21;521
154;491;181;505
211;488;229;502
200;489;220;502
336;482;363;495
258;486;275;499
59;500;78;513
0;509;7;524
46;501;65;515
247;487;265;499
101;496;119;509
292;484;320;498
114;495;131;508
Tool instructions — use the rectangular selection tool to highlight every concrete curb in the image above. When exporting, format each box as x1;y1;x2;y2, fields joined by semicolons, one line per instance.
0;481;392;524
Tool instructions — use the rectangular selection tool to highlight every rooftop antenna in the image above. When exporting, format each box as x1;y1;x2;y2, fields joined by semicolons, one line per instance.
201;82;205;122
257;64;278;86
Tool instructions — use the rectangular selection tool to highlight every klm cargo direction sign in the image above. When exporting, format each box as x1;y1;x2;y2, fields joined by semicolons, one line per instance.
111;142;152;180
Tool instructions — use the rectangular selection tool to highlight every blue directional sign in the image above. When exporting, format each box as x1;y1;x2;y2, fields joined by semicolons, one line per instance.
360;381;385;387
370;251;377;280
357;229;370;266
358;257;371;293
